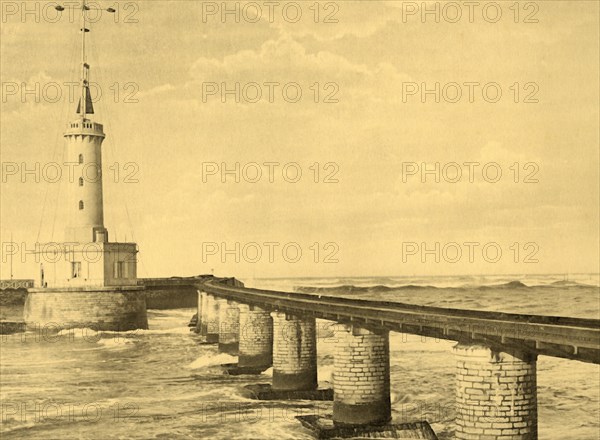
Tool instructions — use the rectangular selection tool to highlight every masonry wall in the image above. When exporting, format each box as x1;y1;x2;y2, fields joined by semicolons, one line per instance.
144;286;197;309
0;289;27;321
333;326;391;426
238;304;273;368
453;343;538;440
218;299;240;353
24;290;148;331
196;291;207;334
272;312;317;391
203;294;220;343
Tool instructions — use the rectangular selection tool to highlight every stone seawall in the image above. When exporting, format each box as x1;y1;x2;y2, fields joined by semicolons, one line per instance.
0;289;27;321
0;286;198;318
24;289;148;331
144;286;198;309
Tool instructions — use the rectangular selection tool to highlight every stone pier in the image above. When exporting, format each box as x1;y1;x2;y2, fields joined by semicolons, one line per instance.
224;304;273;375
196;291;207;334
272;312;318;391
453;343;537;440
238;304;273;369
297;324;436;439
217;299;239;354
245;312;332;400
333;326;391;426
202;293;219;344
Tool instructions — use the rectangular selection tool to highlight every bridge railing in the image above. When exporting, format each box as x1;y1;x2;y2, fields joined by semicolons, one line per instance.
199;279;600;364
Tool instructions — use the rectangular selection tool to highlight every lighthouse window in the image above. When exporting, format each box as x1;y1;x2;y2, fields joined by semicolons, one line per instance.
71;262;81;278
79;200;84;210
79;154;84;164
79;177;84;186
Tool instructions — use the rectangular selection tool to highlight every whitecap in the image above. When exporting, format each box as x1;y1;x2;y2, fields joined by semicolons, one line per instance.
97;338;135;348
186;353;237;369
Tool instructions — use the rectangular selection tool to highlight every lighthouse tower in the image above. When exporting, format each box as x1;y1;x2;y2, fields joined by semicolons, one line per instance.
24;0;148;331
64;84;108;245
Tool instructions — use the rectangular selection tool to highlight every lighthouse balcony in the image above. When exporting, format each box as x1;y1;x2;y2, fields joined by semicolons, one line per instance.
64;120;105;138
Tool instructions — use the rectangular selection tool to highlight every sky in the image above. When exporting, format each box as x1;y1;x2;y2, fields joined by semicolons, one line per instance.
1;1;599;280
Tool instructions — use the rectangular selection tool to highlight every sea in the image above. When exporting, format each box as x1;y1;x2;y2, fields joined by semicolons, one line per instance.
1;274;598;439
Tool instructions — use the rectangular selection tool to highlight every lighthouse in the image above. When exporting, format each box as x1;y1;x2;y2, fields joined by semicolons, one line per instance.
64;90;108;246
24;0;148;331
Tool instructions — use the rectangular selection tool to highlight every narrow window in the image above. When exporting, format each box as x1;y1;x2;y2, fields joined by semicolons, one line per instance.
113;261;124;279
79;200;84;210
79;154;83;164
79;177;84;187
71;262;81;278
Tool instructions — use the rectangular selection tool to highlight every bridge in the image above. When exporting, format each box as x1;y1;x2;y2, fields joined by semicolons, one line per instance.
5;275;598;438
188;276;599;440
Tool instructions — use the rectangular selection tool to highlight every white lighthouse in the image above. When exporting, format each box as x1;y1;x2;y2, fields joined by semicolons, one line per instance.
64;100;108;246
24;0;147;330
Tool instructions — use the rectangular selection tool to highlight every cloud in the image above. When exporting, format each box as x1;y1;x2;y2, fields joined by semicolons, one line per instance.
137;83;175;98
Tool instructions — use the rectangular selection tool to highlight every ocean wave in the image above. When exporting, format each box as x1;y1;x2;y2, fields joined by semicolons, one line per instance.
475;280;529;289
186;353;237;369
97;338;135;349
293;279;598;294
132;327;191;335
55;326;192;340
295;284;436;294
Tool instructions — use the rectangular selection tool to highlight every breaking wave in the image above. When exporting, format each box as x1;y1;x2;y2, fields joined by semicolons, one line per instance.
294;279;597;294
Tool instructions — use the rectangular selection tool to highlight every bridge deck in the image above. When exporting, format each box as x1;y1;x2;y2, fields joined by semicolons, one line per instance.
200;280;600;364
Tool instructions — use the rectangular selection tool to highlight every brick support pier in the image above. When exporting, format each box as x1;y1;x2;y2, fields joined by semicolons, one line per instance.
203;294;220;343
453;343;538;440
196;291;208;335
332;325;391;426
217;299;240;354
272;312;318;391
238;304;273;369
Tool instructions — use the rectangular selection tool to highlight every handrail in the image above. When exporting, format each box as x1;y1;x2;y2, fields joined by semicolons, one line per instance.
200;279;600;364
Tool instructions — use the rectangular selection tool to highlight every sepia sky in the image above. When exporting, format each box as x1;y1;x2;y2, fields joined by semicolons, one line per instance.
1;1;599;279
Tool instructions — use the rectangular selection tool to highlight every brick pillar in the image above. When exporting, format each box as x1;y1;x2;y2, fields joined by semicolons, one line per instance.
271;312;318;391
196;291;207;334
332;325;391;426
217;299;240;354
204;294;219;343
453;343;538;440
238;304;273;369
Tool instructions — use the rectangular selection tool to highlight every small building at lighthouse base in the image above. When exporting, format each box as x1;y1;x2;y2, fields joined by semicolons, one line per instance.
24;242;148;331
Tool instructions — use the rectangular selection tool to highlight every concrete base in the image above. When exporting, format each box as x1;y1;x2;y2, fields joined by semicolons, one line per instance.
243;384;333;401
297;415;438;439
24;287;148;331
221;363;269;376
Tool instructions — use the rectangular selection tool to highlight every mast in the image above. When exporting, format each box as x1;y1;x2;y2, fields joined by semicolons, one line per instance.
79;0;91;119
81;0;87;119
54;1;116;120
